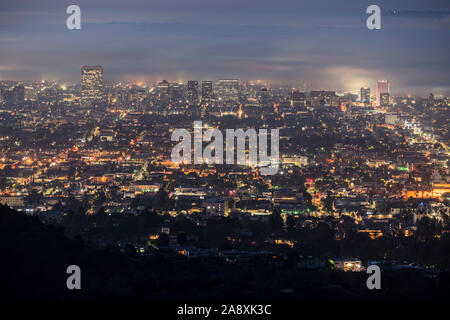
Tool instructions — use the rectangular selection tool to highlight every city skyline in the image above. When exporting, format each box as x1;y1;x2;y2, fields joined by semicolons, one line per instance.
1;0;450;306
3;71;448;101
0;0;449;95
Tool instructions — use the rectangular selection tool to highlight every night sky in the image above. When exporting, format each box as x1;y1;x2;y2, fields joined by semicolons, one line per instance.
0;0;449;95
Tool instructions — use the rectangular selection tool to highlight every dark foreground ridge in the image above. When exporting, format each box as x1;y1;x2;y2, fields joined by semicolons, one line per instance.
1;204;449;301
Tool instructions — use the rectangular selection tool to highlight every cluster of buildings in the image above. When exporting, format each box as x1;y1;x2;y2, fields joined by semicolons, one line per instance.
0;67;449;266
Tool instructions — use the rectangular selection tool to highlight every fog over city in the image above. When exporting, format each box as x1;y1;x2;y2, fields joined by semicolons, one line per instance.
0;0;449;95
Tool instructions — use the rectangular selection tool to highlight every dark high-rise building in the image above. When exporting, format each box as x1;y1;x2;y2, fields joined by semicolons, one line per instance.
81;66;103;104
291;91;306;109
201;81;213;103
360;87;370;103
380;92;390;106
13;86;25;105
3;90;16;107
260;87;271;107
169;83;183;103
2;85;25;107
157;80;170;102
187;80;199;104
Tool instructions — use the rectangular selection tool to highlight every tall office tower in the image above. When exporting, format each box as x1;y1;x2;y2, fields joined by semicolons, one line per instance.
216;79;239;104
13;85;25;105
157;80;170;102
360;87;370;103
81;65;103;104
291;91;306;109
3;90;15;106
380;92;390;106
187;80;199;104
201;81;213;103
169;82;183;103
259;87;271;106
3;85;25;106
376;80;389;107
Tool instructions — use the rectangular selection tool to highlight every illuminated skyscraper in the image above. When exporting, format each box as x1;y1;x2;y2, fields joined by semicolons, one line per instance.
216;79;239;104
187;80;199;104
157;80;170;102
201;81;213;103
360;87;370;103
376;80;389;107
81;66;103;104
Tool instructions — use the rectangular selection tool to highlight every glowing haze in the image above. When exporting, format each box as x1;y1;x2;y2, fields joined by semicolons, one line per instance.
0;0;449;95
